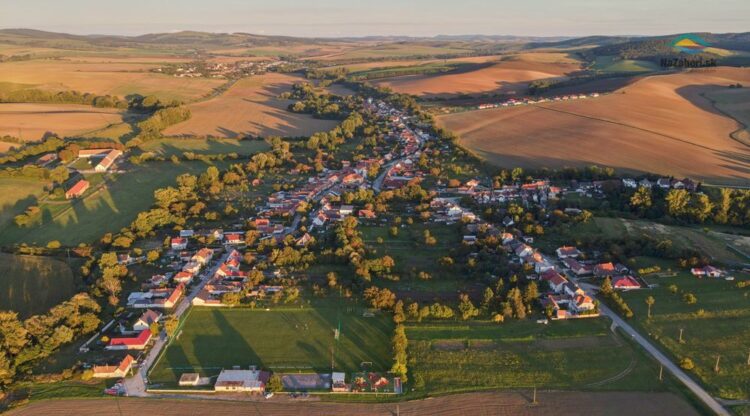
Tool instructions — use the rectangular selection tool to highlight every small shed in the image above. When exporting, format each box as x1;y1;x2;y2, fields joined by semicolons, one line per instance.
179;373;201;386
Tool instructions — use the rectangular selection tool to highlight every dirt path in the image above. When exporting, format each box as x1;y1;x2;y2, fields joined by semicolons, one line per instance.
7;391;700;416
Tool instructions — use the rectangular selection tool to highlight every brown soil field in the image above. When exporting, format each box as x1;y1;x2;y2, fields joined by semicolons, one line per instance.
438;67;750;185
373;60;581;97
7;391;698;416
164;73;338;138
0;103;124;141
0;60;225;102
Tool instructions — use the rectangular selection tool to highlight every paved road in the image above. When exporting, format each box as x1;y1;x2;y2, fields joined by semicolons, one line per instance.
580;282;729;416
123;250;231;397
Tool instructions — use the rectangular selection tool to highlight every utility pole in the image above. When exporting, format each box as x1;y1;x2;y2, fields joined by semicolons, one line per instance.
714;355;721;373
678;328;684;344
659;365;663;381
532;386;538;405
747;350;750;366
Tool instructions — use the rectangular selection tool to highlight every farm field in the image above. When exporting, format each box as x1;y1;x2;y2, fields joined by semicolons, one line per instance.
0;103;124;142
312;43;473;61
6;390;700;416
163;73;339;138
620;258;750;400
705;86;750;145
438;67;750;185
0;177;49;227
373;58;581;97
0;252;77;318
138;137;270;157
406;318;668;394
0;161;222;246
590;55;660;73
0;60;225;102
149;307;394;385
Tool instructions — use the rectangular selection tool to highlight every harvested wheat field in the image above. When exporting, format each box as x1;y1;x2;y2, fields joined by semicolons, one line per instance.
0;103;123;141
373;59;581;97
164;73;338;138
7;391;698;416
0;60;224;102
439;67;750;185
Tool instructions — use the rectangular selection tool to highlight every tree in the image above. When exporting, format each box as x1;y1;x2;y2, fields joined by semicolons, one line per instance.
49;166;69;184
326;272;338;288
265;373;283;393
683;293;697;305
163;315;179;338
222;292;242;306
630;186;652;209
457;294;479;320
680;357;695;370
645;296;655;318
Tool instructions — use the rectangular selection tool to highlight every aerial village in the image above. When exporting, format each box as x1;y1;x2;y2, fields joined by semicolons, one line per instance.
72;95;731;400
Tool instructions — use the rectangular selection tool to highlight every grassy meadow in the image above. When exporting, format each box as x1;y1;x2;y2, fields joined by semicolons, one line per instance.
0;161;224;246
149;306;394;385
406;318;668;394
0;252;77;317
620;260;750;400
138;137;270;157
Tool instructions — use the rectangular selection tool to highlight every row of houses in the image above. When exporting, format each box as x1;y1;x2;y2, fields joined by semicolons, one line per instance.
557;246;642;290
192;250;282;307
503;236;599;319
476;92;601;110
622;176;698;191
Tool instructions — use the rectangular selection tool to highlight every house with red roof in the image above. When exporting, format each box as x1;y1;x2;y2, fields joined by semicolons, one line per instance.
92;355;135;378
225;233;244;245
690;265;723;278
106;330;152;350
594;262;616;277
65;179;90;199
556;246;581;259
541;270;568;293
171;237;188;250
612;275;641;290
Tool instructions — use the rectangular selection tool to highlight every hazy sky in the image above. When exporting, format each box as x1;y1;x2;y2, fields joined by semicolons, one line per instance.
1;0;748;37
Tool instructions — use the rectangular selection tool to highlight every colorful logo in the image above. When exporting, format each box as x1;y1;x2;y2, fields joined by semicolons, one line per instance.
671;34;708;54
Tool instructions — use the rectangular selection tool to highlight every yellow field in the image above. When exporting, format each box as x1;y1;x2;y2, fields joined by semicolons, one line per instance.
0;60;225;102
0;103;124;141
164;73;338;138
438;67;750;185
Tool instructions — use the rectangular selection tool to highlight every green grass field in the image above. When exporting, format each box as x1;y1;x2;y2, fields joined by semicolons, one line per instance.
0;161;225;246
0;252;77;317
0;177;49;228
149;306;394;385
621;262;750;400
539;217;746;265
407;318;668;394
138;138;270;157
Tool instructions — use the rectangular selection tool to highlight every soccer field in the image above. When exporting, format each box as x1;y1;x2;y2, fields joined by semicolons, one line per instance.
149;306;394;384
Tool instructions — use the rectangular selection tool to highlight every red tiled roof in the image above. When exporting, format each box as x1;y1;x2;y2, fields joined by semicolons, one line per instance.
109;330;151;347
65;179;90;198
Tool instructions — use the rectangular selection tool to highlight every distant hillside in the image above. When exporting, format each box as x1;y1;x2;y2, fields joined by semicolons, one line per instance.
589;32;750;61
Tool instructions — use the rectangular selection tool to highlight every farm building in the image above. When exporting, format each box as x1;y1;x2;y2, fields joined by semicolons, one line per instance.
92;355;135;378
65;179;90;199
214;368;269;393
179;373;201;386
94;149;122;172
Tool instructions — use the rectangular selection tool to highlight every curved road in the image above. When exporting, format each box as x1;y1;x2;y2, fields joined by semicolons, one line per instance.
581;283;729;416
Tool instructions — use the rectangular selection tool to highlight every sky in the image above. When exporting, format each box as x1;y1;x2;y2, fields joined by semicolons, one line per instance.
0;0;748;37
